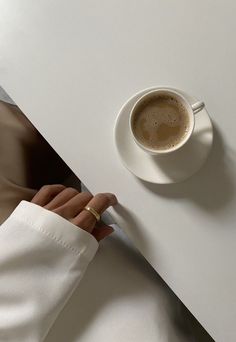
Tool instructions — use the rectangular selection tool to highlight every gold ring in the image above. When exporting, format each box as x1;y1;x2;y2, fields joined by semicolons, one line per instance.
84;206;100;222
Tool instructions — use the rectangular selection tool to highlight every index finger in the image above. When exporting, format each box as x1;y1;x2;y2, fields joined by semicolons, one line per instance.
71;193;117;232
31;184;66;206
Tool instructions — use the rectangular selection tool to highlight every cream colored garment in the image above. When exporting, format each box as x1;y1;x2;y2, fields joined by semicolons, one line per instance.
0;100;71;223
0;200;98;341
0;101;36;221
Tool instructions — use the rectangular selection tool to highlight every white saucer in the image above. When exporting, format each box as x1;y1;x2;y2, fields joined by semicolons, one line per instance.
114;87;213;184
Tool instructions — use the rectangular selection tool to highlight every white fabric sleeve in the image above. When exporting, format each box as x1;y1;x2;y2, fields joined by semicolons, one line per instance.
0;200;98;342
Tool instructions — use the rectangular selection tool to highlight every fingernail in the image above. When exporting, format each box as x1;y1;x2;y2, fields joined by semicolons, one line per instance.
106;193;118;205
107;227;114;235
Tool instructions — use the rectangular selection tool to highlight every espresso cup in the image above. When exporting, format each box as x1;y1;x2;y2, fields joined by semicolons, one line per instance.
129;88;205;155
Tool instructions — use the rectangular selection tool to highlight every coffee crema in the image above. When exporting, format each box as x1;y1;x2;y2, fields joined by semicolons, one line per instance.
132;96;190;150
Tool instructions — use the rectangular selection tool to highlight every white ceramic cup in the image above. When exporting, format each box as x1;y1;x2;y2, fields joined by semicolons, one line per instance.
129;88;205;155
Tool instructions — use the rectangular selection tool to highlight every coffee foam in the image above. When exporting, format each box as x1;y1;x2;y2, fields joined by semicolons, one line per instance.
132;95;190;150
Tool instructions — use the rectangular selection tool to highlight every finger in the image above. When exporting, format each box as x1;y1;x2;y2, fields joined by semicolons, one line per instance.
92;223;114;241
72;193;117;232
53;192;93;220
31;184;66;206
44;187;79;210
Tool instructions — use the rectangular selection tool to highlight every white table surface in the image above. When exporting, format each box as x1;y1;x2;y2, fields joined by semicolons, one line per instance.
1;1;236;340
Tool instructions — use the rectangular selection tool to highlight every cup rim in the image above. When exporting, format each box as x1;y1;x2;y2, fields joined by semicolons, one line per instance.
129;88;195;154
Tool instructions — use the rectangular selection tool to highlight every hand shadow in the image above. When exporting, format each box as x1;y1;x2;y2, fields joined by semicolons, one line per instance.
111;203;152;260
138;123;235;213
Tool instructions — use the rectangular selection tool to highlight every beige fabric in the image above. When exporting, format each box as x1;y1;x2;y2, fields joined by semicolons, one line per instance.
0;100;71;224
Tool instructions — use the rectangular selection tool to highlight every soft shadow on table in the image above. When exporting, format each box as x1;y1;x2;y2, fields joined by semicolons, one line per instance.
138;124;235;213
112;203;152;259
45;233;213;342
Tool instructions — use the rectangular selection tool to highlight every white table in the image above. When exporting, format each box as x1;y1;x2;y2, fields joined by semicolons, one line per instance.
1;1;236;340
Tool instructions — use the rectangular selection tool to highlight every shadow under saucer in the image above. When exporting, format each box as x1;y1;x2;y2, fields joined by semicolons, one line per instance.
138;124;235;213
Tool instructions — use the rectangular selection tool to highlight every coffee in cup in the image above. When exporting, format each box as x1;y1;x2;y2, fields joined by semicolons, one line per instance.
130;89;204;155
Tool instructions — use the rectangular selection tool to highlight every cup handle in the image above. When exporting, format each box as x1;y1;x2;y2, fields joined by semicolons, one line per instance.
191;101;205;114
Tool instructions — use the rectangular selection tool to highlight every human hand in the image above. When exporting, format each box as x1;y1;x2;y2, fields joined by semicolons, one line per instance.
31;185;118;241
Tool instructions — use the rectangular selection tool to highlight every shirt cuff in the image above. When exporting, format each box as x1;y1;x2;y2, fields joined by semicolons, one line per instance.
9;200;98;261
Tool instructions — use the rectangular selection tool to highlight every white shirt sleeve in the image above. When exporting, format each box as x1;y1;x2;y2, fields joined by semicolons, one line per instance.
0;200;98;342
